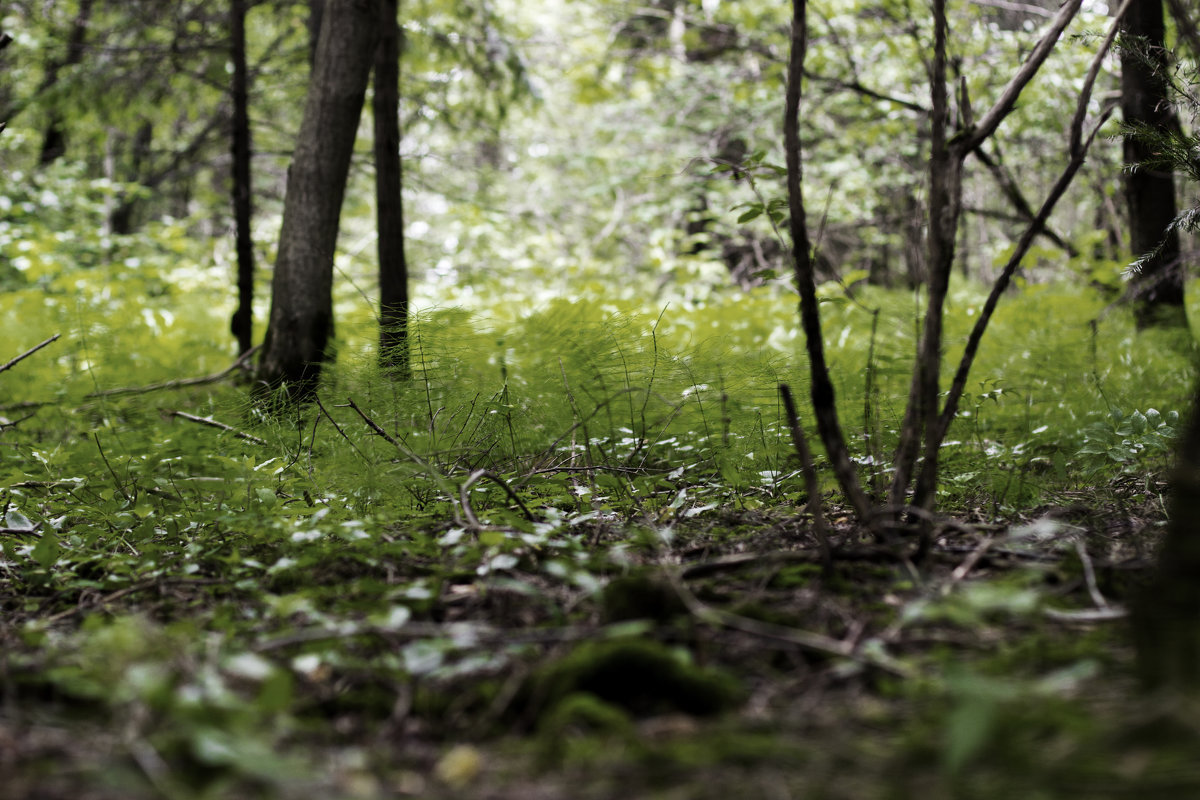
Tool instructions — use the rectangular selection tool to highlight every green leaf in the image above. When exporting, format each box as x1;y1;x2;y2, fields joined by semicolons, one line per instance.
5;510;34;531
478;530;506;547
31;531;60;568
736;207;763;223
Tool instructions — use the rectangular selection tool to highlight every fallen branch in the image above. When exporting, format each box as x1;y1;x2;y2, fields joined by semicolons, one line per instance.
459;468;535;531
168;410;267;445
0;334;61;376
87;345;260;398
342;396;403;449
667;567;913;678
42;577;228;624
1043;606;1127;623
254;621;595;653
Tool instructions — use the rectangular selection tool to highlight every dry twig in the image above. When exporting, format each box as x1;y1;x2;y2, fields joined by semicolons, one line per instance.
0;334;61;376
168;410;267;445
87;346;260;398
459;468;535;531
667;567;913;677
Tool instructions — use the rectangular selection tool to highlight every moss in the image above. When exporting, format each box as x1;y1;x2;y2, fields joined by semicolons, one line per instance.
534;692;641;766
601;573;688;624
767;562;822;589
516;639;742;727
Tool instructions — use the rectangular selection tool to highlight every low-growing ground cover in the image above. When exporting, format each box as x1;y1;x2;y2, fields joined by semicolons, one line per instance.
2;274;1198;798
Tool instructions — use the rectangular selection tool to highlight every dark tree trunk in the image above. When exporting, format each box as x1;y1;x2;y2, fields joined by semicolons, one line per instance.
1165;0;1200;77
784;0;873;528
1121;0;1183;325
110;120;153;234
230;0;255;356
374;0;409;377
257;0;379;400
308;0;326;68
39;0;94;166
890;0;962;514
1133;383;1200;689
0;31;11;135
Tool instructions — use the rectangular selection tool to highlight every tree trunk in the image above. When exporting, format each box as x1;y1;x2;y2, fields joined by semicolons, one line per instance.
109;119;153;234
257;0;379;400
374;0;409;377
308;0;326;68
1122;0;1183;326
784;0;874;529
230;0;256;356
38;0;94;166
1133;382;1200;689
0;30;12;135
1165;0;1200;60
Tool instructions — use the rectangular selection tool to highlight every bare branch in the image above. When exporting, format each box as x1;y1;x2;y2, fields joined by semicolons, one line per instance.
168;410;267;445
962;0;1083;153
459;468;535;531
1071;0;1131;157
968;0;1052;18
0;334;61;376
87;346;259;398
925;2;1131;486
802;70;928;113
973;145;1078;255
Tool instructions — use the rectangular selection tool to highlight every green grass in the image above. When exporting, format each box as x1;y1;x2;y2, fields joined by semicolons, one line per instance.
2;235;1197;797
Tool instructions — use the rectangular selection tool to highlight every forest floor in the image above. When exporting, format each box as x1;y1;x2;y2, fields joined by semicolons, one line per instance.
6;469;1199;800
3;289;1198;798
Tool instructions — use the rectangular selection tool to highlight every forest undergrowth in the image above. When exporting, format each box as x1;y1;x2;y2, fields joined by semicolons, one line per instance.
3;272;1200;799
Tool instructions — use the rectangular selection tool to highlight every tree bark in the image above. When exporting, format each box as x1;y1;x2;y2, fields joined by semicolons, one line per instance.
38;0;94;166
784;0;873;530
1133;382;1200;689
889;0;1082;516
374;0;409;377
257;0;379;400
1122;0;1183;325
0;31;11;136
308;0;326;68
230;0;256;356
1164;0;1200;60
109;119;153;234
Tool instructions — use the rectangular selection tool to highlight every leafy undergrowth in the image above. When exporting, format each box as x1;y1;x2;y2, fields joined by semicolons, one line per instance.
3;480;1194;800
2;284;1198;799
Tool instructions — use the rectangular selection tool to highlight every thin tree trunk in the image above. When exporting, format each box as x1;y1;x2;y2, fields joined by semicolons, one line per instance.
1122;0;1183;325
888;0;960;515
890;0;1082;516
374;0;409;377
912;0;1131;513
230;0;255;356
110;120;153;234
784;0;873;529
39;0;94;165
257;0;379;400
0;31;12;135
